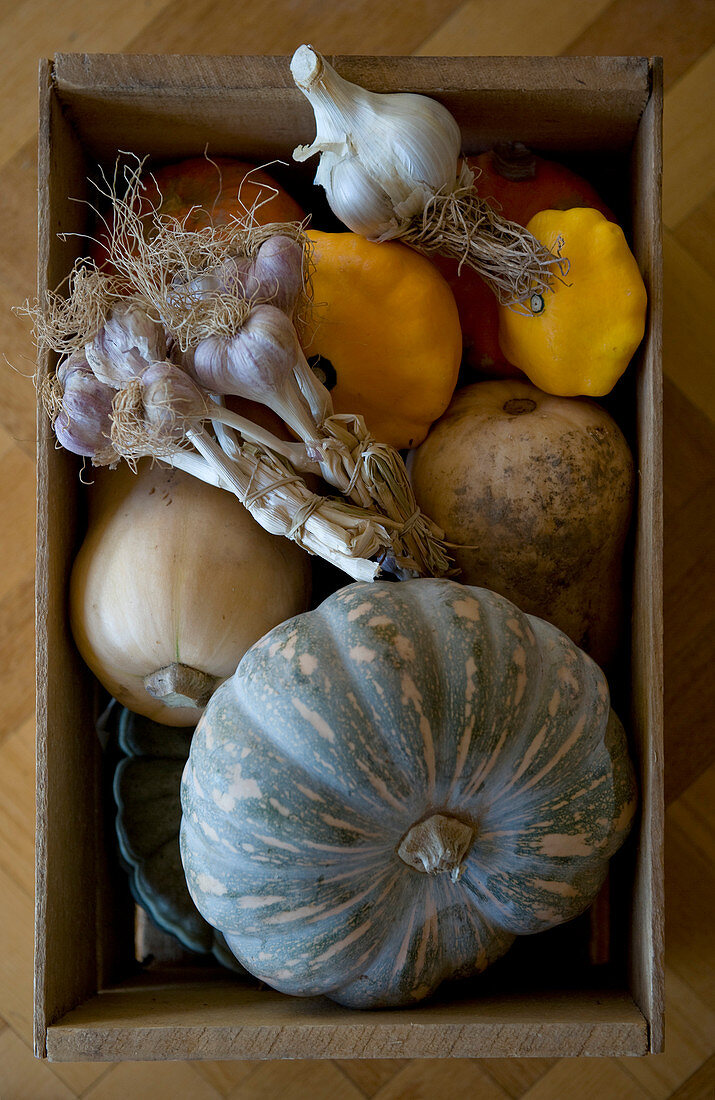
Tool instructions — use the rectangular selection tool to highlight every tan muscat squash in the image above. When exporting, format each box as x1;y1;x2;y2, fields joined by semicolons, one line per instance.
407;380;634;667
70;460;311;725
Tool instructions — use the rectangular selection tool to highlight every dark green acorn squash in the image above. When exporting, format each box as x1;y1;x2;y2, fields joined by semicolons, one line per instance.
113;706;245;973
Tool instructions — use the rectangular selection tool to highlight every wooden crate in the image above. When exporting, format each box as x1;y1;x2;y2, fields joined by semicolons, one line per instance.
35;54;663;1062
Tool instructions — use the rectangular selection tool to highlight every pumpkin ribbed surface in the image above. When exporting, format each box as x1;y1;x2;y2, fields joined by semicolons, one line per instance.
180;579;636;1008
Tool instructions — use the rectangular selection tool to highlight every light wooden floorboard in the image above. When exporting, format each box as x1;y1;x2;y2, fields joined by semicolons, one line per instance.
415;0;613;56
0;3;712;1097
662;46;715;229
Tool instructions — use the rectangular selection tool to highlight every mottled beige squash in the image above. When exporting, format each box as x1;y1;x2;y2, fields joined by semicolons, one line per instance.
407;380;634;666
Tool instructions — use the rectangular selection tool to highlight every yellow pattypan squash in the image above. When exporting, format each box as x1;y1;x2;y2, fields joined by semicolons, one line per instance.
303;230;462;449
498;208;647;397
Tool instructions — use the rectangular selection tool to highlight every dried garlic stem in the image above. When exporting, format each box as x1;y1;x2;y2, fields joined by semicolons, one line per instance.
323;412;453;577
160;449;236;491
287;349;452;576
188;311;449;575
400;164;567;307
210;402;321;473
186;428;382;581
208;394;242;463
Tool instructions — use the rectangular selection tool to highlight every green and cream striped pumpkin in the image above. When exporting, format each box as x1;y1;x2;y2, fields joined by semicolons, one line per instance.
180;579;636;1008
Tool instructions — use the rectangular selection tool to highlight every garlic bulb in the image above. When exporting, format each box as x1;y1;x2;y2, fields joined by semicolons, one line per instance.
248;234;305;315
85;300;166;387
189;304;322;445
139;361;209;440
50;352;118;463
291;47;565;306
32;152;453;583
210;236;305;315
292;45;462;241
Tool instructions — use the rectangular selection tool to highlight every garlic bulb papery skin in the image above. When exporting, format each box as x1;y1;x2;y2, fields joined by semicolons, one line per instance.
291;45;464;240
167;271;227;311
216;236;304;313
169;236;304;317
250;235;305;315
183;428;383;583
85;300;167;387
52;357;117;461
139;361;210;441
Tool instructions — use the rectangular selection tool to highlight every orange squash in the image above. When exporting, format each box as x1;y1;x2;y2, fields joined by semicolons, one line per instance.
303;229;462;449
138;156;305;230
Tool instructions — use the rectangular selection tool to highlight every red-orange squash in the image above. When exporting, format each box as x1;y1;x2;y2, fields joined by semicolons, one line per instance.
138;156;305;230
92;157;304;270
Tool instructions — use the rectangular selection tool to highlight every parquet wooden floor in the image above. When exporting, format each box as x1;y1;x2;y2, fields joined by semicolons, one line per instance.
1;1;713;1096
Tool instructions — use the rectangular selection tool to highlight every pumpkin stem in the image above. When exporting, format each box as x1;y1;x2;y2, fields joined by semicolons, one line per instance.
143;662;222;709
503;397;537;415
492;142;537;181
397;813;475;883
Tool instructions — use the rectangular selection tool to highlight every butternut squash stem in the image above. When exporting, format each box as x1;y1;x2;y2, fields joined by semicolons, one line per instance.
143;662;222;709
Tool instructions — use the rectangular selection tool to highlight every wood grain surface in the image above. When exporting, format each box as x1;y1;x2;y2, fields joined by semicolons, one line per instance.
1;0;714;1095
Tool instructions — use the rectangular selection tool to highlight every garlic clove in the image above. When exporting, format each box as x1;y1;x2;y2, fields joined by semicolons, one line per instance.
216;255;260;300
315;153;399;240
56;347;92;387
191;304;321;444
139;361;209;439
167;271;226;309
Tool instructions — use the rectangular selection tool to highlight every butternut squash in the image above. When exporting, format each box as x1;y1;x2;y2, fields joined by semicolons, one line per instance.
70;461;311;725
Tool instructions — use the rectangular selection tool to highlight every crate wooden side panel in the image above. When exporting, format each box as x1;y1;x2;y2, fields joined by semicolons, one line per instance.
45;977;648;1061
35;60;99;1059
628;57;665;1054
50;53;650;162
